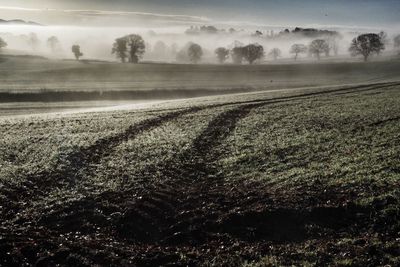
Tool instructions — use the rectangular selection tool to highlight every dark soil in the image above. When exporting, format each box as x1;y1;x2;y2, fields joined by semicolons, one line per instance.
1;82;399;266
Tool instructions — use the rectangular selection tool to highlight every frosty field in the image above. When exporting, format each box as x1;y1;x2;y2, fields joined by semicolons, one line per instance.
0;62;399;265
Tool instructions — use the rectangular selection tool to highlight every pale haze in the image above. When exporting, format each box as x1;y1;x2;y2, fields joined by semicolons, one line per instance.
0;0;399;29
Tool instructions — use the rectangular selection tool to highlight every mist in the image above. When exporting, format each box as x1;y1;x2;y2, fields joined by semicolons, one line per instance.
1;23;398;63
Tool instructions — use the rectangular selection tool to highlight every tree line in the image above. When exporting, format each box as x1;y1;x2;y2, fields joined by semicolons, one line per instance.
0;32;399;64
107;32;395;64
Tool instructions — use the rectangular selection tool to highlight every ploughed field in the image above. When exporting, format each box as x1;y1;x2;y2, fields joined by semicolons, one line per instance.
0;82;400;266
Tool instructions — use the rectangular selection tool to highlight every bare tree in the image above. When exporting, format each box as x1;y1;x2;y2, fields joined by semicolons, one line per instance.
0;37;7;50
231;46;244;64
125;34;146;63
215;47;230;63
253;30;263;37
176;49;188;63
349;33;385;61
393;35;400;52
379;31;389;46
176;42;192;63
170;43;178;55
200;25;218;34
188;43;203;63
290;44;307;60
326;35;342;56
47;36;61;53
28;32;40;50
309;39;329;60
269;48;282;60
71;45;83;60
145;42;152;54
375;31;388;56
112;37;128;63
230;40;244;49
242;43;264;64
153;40;167;58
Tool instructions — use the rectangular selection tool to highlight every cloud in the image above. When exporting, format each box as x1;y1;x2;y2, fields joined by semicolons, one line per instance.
65;9;209;23
0;6;44;11
1;5;391;32
0;6;210;25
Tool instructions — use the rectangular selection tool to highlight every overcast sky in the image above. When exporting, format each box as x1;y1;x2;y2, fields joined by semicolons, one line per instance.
0;0;399;29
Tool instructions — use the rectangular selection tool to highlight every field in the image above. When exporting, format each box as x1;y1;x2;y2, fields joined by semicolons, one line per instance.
1;55;400;99
0;56;400;266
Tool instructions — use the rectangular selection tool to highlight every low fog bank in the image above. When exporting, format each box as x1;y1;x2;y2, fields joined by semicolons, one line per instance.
1;23;400;105
0;24;399;63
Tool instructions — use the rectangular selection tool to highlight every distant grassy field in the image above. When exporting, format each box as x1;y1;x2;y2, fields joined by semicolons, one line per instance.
1;55;400;102
1;81;399;266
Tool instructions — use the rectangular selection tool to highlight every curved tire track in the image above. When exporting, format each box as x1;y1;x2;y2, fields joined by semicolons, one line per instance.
114;83;396;244
2;81;398;236
0;107;203;219
0;81;398;266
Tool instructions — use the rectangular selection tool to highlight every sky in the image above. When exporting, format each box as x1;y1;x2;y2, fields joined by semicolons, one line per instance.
0;0;399;29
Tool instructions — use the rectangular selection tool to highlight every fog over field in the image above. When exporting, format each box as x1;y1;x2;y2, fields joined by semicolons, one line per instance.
1;1;400;266
0;2;399;62
0;23;398;62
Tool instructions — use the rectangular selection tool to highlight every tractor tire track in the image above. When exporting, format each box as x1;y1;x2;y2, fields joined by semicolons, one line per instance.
2;81;398;230
0;107;203;220
97;102;262;243
1;81;398;266
3;81;393;204
113;82;400;244
90;83;398;244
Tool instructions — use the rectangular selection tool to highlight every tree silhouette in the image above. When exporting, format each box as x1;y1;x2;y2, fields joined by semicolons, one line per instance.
326;35;342;56
215;47;230;63
145;42;152;54
71;45;83;60
230;40;244;49
243;43;264;64
200;25;218;34
309;39;329;60
229;41;245;64
188;43;203;63
379;31;389;46
176;42;192;63
125;34;146;63
112;37;128;63
170;43;179;56
28;33;40;50
253;30;263;37
47;36;61;53
153;40;167;59
290;44;307;60
269;48;282;60
0;37;7;50
112;34;145;63
349;33;385;61
231;46;244;64
393;35;400;52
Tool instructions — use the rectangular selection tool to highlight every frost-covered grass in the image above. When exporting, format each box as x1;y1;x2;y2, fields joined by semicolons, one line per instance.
0;110;156;184
90;106;230;190
0;82;399;266
221;85;400;199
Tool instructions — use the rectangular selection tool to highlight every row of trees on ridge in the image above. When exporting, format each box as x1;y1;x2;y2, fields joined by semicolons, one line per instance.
108;32;391;64
1;32;399;64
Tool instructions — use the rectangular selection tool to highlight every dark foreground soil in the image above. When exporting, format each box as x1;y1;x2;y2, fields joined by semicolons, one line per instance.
1;82;400;266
